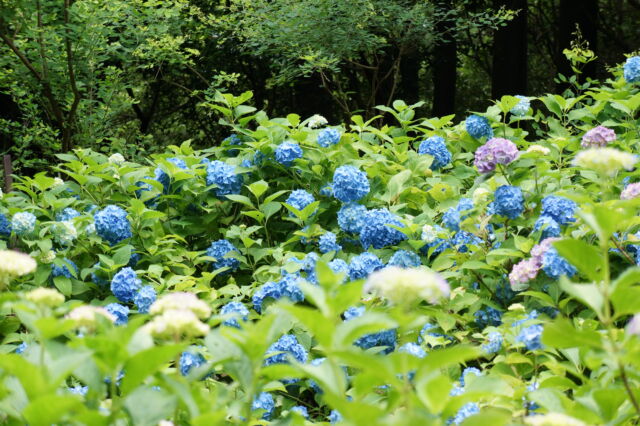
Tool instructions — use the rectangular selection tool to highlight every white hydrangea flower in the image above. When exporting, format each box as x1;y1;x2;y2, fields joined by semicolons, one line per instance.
41;250;57;264
67;305;116;330
149;292;211;319
526;144;550;155
53;221;77;245
25;288;65;307
108;153;126;165
52;177;64;188
144;309;210;338
574;148;637;176
0;250;37;287
472;187;491;204
85;222;96;235
307;114;328;129
524;413;586;426
363;266;450;305
421;225;438;243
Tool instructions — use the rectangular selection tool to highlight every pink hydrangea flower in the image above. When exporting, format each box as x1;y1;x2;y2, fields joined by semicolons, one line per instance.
530;237;559;265
509;258;540;291
474;138;519;174
581;126;616;148
621;182;640;200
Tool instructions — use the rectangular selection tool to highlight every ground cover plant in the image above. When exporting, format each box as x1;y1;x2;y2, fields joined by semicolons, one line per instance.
1;56;640;425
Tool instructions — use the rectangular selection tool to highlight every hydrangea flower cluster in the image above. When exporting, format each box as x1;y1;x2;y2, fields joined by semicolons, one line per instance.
533;195;576;239
179;350;206;376
0;213;10;237
465;114;493;139
387;250;421;268
449;402;479;425
317;128;341;147
252;392;275;420
621;182;640;200
319;232;342;253
206;239;240;272
285;190;315;214
510;95;530;116
542;247;577;280
155;157;188;193
307;114;328;128
111;267;141;303
474;138;519;173
52;220;77;246
442;198;474;231
624;56;640;83
252;274;305;313
364;266;450;305
145;292;211;338
418;136;452;170
56;208;81;222
343;306;397;354
359;208;406;249
573;147;637;176
332;165;370;202
474;307;502;328
329;258;349;277
491;185;524;219
105;303;129;325
275;141;303;166
337;203;367;234
206;160;243;198
581;126;616;148
94;205;132;245
482;331;503;354
12;212;36;235
509;237;575;290
264;334;308;366
134;285;156;313
52;258;78;278
0;250;37;287
220;301;249;328
517;324;544;350
26;288;65;307
348;252;384;280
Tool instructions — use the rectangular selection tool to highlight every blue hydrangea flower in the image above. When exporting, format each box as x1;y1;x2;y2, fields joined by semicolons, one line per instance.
319;232;342;253
52;258;78;278
442;198;474;231
275;141;303;166
15;342;27;354
359;208;407;249
492;185;524;219
224;134;242;155
388;250;421;268
285;190;315;215
460;367;482;386
317;128;341;147
300;252;319;284
482;331;503;354
220;301;249;328
12;212;36;235
94;205;132;245
328;259;349;279
517;324;544;350
206;239;240;272
110;267;141;303
348;252;384;280
624;56;640;83
398;342;426;358
291;406;309;418
206;160;243;198
540;196;576;225
128;253;141;268
253;275;305;313
180;350;206;376
337;203;367;234
332;166;370;202
329;410;343;424
56;208;81;222
474;307;502;328
451;230;482;253
512;310;539;328
264;334;308;366
68;385;89;396
542;247;576;280
134;285;156;313
343;306;397;354
154;157;188;193
418;136;452;170
105;303;129;326
465;114;493;139
91;263;109;287
319;184;333;197
252;392;275;421
534;216;561;239
510;95;530;116
449;402;480;425
0;213;11;237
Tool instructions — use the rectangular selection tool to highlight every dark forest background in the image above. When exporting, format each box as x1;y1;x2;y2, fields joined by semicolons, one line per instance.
0;0;638;172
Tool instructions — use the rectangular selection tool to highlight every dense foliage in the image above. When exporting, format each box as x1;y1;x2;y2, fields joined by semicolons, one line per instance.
1;56;640;425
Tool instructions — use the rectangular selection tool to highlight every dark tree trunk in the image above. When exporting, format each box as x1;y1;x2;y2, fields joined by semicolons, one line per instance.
491;0;528;98
556;0;598;85
432;0;457;117
398;51;420;105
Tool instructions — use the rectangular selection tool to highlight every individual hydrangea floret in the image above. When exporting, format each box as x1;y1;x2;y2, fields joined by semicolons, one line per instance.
252;392;275;421
319;232;342;254
465;114;493;139
387;250;421;268
105;303;129;326
56;208;81;222
220;301;249;328
11;212;36;236
206;160;243;198
442;198;474;231
474;138;519;173
517;324;544;350
317;128;341;147
581;126;616;148
482;331;503;354
621;182;640;200
134;285;156;314
359;208;407;249
337;203;367;234
275;141;303;166
264;334;308;366
492;185;524;219
332;166;370;202
110;267;141;303
574;147;637;176
206;239;240;273
348;252;384;280
542;247;576;280
0;213;11;237
624;56;640;83
180;350;206;376
510;95;530;116
418;136;452;170
94;205;132;245
285;190;315;215
51;258;78;279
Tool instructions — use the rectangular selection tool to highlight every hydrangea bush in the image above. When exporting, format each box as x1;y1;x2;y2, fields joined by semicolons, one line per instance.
1;59;640;425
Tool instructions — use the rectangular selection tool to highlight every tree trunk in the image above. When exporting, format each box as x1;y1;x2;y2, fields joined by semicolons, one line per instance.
556;0;598;85
398;51;420;105
432;0;457;117
491;0;528;98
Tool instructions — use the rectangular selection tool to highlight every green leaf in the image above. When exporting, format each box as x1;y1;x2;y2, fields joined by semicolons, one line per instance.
121;344;185;395
542;318;602;349
124;386;177;426
247;180;269;200
113;245;133;266
553;239;602;282
559;277;604;316
53;276;72;296
225;194;255;208
23;394;84;426
415;371;452;413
